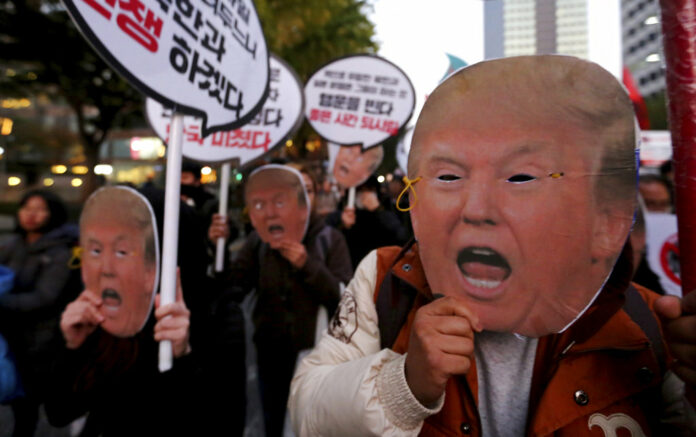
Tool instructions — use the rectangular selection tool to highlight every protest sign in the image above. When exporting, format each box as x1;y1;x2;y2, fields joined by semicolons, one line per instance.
146;54;303;163
64;0;270;135
645;212;682;296
305;54;415;150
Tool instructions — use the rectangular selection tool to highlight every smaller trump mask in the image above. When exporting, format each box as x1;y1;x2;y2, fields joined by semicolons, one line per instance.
79;186;160;338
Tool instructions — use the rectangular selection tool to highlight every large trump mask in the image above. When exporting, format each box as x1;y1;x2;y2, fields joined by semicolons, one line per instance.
407;55;637;337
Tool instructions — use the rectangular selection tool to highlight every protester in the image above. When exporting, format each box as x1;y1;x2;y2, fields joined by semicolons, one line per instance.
0;190;77;437
639;174;673;213
180;160;216;213
45;186;246;436
327;176;410;269
289;55;696;435
213;164;352;437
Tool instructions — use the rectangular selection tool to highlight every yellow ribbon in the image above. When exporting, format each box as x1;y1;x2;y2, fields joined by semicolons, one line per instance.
68;246;82;269
396;176;422;212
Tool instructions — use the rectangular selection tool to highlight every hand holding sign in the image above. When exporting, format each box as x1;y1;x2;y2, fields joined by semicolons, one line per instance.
154;268;190;358
405;295;481;407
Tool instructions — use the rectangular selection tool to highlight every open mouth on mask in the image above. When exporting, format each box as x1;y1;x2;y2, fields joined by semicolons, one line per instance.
102;288;122;313
268;224;285;238
457;246;511;291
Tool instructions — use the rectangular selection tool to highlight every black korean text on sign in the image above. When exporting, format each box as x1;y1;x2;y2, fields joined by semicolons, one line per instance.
145;54;303;164
66;0;269;136
304;54;415;149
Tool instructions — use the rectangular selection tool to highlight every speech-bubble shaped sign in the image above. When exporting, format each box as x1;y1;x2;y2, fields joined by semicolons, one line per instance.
304;54;415;150
64;0;269;136
146;54;304;164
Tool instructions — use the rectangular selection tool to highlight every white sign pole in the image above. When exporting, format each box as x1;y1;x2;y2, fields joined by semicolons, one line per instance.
215;162;231;272
159;113;184;372
347;187;356;209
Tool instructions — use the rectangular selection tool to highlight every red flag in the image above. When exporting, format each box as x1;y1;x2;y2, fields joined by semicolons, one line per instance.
622;66;650;130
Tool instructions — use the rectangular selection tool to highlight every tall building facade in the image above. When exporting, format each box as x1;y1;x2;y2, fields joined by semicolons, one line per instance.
621;0;665;98
484;0;621;78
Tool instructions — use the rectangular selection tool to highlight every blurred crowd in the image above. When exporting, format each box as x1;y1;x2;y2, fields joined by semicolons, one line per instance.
0;156;412;437
0;148;683;436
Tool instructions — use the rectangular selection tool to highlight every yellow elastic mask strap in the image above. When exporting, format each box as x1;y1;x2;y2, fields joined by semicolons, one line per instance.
396;176;422;212
68;246;82;269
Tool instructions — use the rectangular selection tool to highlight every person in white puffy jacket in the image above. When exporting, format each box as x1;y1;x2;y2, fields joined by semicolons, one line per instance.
289;55;696;437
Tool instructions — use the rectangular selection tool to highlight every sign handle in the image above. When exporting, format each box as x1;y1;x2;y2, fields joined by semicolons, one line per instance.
159;113;184;373
215;162;231;272
347;187;356;209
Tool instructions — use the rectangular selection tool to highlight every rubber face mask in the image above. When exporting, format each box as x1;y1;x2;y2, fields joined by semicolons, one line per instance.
408;55;637;337
246;164;310;248
80;186;160;338
329;143;384;189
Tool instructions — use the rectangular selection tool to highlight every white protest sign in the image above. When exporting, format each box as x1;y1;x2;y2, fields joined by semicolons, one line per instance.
64;0;269;136
305;54;415;149
639;130;672;167
645;212;681;296
146;54;303;163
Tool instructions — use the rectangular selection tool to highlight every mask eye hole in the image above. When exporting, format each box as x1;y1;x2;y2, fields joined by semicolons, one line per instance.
437;174;461;182
507;174;536;184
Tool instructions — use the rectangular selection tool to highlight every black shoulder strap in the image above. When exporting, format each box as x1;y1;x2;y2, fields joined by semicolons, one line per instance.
377;272;419;349
623;284;667;375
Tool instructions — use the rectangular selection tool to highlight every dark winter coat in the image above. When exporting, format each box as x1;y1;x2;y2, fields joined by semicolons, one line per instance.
225;216;353;352
0;224;79;396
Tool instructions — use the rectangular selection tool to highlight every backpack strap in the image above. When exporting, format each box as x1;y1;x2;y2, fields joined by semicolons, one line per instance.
377;272;419;349
623;284;667;375
375;240;420;349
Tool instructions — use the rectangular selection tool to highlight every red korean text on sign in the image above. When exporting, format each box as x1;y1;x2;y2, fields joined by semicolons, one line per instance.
80;0;163;53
